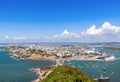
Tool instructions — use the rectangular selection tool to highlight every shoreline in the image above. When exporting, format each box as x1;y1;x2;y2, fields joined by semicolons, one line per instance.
28;57;117;82
29;68;40;82
9;52;117;63
8;52;117;82
29;65;56;82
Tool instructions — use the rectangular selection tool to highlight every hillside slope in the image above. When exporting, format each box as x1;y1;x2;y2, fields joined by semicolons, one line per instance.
39;65;95;82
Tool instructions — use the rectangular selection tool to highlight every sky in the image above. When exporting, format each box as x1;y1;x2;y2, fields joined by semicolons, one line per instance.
0;0;120;43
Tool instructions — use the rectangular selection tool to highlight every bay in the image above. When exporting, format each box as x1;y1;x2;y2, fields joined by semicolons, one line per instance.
0;47;54;82
64;47;120;82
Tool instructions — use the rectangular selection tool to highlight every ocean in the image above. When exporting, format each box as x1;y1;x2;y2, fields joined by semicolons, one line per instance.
0;47;120;82
0;47;54;82
64;47;120;82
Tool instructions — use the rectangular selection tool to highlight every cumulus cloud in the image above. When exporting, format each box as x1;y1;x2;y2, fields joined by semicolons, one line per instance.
62;30;70;35
50;21;120;42
1;21;120;43
61;30;79;38
85;25;102;35
52;30;80;41
84;21;120;35
82;21;120;42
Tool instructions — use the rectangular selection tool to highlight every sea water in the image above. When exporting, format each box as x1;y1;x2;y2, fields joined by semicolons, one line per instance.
64;47;120;82
0;47;54;82
1;47;120;82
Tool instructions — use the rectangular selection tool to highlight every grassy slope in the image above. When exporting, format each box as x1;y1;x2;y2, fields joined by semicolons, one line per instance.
39;65;95;82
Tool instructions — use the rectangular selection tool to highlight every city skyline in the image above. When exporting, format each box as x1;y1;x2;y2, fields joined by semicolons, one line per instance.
0;0;120;42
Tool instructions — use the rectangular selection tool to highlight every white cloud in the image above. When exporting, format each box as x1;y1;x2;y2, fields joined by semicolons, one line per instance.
61;29;70;35
85;25;102;35
53;34;59;38
60;30;79;38
0;36;29;43
85;21;120;35
81;21;120;42
50;21;120;42
4;35;9;39
1;21;120;43
52;30;80;40
13;37;28;40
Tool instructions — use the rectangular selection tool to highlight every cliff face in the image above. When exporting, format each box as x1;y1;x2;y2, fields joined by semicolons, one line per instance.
39;65;95;82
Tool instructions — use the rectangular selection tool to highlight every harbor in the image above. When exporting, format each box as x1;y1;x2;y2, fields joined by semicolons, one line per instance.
0;44;120;82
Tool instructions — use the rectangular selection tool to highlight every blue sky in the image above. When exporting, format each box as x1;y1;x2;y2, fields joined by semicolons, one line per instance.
0;0;120;42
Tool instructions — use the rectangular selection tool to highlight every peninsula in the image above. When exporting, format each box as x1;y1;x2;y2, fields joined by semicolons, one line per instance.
5;44;115;62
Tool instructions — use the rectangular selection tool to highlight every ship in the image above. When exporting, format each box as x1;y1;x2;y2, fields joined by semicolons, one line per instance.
105;55;115;61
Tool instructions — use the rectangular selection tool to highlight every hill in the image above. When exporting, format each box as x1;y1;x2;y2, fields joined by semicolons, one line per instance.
39;65;95;82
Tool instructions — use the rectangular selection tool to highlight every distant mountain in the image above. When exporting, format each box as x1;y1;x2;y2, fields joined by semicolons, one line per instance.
39;65;95;82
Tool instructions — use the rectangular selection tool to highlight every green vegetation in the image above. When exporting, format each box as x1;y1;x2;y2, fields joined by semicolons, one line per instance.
42;71;48;77
62;55;72;58
26;49;44;54
39;65;95;82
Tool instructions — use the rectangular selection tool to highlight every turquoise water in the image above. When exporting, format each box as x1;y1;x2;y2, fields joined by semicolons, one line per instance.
0;47;54;82
64;48;120;82
1;47;120;82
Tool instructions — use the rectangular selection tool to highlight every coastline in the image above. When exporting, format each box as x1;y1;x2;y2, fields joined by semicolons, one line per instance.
29;64;57;82
9;52;116;62
28;56;116;82
29;68;40;82
6;50;117;82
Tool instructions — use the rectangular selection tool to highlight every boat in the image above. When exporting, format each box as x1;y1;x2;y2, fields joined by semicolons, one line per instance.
105;55;115;61
94;74;110;82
